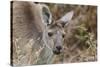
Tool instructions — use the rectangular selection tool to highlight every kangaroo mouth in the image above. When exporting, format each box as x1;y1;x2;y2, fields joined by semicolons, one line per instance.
53;49;61;55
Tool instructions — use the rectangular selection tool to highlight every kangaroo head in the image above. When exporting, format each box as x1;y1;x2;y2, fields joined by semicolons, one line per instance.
40;4;74;55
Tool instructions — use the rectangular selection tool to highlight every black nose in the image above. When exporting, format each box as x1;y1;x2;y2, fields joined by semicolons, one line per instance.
56;46;62;50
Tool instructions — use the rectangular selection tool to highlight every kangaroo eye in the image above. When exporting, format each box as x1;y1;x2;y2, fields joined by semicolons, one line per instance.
48;32;53;37
62;34;65;38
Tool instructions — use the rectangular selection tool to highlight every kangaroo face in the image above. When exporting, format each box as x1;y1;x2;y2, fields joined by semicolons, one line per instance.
46;11;74;55
47;24;64;54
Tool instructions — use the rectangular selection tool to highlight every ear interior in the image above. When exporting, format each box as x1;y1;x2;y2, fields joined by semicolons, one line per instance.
59;11;74;22
42;5;52;25
55;11;74;27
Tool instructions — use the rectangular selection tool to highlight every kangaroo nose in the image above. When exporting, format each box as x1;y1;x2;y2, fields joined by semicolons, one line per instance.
53;46;62;55
56;46;62;50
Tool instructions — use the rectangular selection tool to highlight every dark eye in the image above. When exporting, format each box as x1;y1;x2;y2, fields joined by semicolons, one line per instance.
48;32;53;37
62;34;65;38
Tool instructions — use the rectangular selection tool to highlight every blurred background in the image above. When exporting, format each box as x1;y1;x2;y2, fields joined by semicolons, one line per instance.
42;3;97;64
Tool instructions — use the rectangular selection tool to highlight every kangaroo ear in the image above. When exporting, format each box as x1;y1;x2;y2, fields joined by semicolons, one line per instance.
59;11;74;22
57;11;74;27
42;4;52;25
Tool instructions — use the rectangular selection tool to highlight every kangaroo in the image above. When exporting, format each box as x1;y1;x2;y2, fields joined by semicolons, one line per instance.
11;1;74;66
